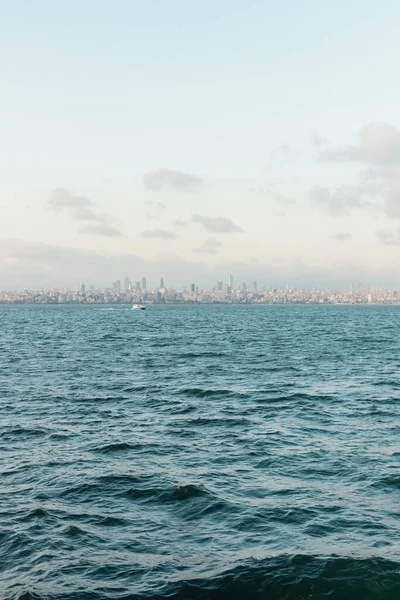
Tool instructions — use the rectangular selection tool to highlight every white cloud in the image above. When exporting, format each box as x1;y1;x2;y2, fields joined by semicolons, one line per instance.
318;123;400;165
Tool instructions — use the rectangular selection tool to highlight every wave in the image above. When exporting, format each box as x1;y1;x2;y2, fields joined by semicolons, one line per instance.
9;555;400;599
93;442;143;453
1;426;49;439
371;474;400;490
179;387;250;399
155;555;400;600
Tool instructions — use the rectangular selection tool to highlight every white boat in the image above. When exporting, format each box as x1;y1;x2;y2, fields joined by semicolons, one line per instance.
132;304;146;310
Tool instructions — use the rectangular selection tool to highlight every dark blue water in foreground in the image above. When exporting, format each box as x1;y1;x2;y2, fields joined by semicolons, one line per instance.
1;304;399;599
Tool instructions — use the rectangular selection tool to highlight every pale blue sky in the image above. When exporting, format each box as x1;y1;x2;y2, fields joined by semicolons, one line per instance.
1;1;400;288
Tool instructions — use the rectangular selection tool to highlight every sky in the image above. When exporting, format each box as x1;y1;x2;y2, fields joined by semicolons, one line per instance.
2;0;400;289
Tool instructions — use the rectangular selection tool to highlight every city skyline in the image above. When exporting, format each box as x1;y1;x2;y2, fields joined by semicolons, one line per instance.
1;273;399;303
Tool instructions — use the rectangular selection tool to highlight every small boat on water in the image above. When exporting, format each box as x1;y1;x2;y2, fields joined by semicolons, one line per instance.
132;304;146;310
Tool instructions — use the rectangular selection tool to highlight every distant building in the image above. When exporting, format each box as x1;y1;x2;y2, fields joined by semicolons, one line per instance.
113;280;121;293
253;281;258;292
124;276;131;292
190;283;195;293
79;282;86;294
135;281;141;291
160;277;165;290
228;274;234;289
141;277;147;291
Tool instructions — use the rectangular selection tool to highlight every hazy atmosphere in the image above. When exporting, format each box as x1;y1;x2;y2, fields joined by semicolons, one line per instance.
2;1;400;289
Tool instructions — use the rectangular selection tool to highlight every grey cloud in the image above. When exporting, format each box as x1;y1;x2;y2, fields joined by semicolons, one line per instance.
144;200;167;221
318;123;400;165
271;144;298;160
74;207;105;222
249;187;295;205
143;168;203;191
311;131;328;147
193;238;222;254
141;229;177;239
49;188;92;211
78;223;122;237
332;232;353;241
311;182;382;216
267;190;295;205
3;239;400;290
48;188;122;236
192;215;243;233
376;227;400;246
174;218;190;226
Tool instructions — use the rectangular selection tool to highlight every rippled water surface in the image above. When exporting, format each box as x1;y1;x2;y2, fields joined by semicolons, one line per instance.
1;304;400;599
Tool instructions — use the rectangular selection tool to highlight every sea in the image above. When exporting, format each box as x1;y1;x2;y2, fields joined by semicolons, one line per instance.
1;304;399;599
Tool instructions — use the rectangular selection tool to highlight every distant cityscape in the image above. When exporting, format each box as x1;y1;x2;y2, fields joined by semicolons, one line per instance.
0;274;399;305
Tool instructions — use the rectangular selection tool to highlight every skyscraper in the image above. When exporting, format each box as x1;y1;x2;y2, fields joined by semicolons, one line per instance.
141;277;147;291
228;274;234;289
113;280;121;293
79;282;86;294
124;276;131;292
160;277;165;290
190;283;195;293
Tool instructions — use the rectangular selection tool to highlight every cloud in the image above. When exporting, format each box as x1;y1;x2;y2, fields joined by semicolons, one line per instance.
48;188;92;211
73;207;105;222
174;218;190;226
145;200;166;209
141;229;177;239
249;186;295;205
144;200;167;221
78;223;122;237
318;123;400;165
143;168;203;191
192;215;243;233
2;239;400;290
266;189;295;205
311;131;328;147
271;144;298;161
193;237;222;254
376;227;400;246
175;215;243;233
311;181;382;216
48;188;122;236
332;232;353;241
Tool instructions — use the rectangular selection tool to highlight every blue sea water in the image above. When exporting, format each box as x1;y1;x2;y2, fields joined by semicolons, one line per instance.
1;304;399;599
